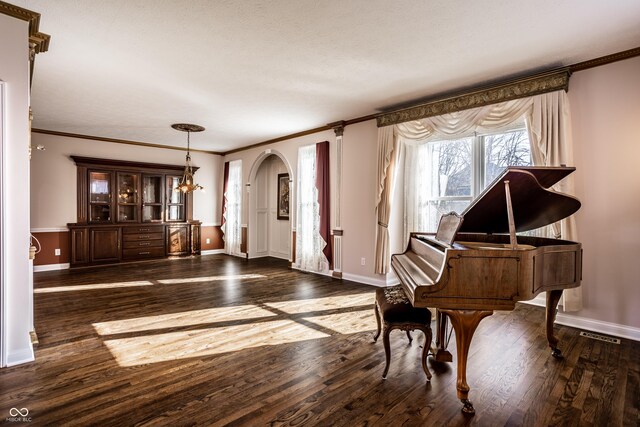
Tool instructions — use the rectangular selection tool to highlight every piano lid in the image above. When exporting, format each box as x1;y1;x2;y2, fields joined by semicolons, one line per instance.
458;166;581;234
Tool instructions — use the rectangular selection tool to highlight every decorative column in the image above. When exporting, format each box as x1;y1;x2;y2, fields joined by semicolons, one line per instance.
329;121;345;278
242;183;250;258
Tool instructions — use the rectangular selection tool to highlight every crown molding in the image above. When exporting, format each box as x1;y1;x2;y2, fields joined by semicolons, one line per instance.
0;1;50;53
222;125;332;156
569;46;640;72
32;128;222;155
70;155;196;173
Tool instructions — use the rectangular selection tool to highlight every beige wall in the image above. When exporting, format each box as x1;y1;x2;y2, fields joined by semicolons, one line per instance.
341;121;379;280
224;123;384;282
225;129;334;226
1;13;33;365
30;133;223;229
569;56;640;329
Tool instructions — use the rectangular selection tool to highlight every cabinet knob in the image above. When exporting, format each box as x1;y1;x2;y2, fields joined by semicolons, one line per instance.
139;235;149;239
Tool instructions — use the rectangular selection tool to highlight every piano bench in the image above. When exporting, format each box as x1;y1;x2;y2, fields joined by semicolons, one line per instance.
373;285;432;380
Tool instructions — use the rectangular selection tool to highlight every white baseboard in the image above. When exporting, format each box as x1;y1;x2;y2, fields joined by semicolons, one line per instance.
6;346;34;367
200;249;225;256
268;252;289;260
34;263;70;272
226;252;246;259
521;294;547;307
341;270;399;287
555;313;640;342
248;252;288;260
522;295;640;342
291;265;334;278
342;272;387;287
385;271;400;286
30;227;68;233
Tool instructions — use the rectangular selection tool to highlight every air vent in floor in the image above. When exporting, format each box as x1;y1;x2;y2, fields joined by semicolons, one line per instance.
579;331;620;344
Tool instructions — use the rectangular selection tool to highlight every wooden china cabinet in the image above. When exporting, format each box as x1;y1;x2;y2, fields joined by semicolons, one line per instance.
68;156;201;268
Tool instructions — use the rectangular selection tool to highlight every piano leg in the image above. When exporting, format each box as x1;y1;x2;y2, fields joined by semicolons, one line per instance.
546;290;564;359
432;309;453;362
440;309;493;415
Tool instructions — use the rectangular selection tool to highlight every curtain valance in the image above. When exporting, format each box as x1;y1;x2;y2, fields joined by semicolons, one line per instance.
376;68;570;127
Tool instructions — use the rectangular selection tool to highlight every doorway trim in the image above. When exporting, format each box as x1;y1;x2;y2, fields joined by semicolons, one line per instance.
247;149;294;261
1;81;6;367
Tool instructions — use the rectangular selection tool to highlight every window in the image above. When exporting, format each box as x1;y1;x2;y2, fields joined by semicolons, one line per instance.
295;144;327;272
410;126;531;232
223;160;243;255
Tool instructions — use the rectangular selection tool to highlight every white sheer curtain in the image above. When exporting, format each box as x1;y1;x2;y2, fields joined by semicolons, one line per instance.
377;90;582;310
403;140;438;248
526;91;581;311
374;126;400;274
296;144;328;272
223;160;242;256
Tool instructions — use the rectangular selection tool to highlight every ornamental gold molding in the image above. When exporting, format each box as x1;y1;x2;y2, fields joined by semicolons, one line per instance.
0;1;50;53
328;120;346;137
376;68;570;127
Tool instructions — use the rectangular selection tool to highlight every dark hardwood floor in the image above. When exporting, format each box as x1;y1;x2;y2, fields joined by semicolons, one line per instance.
1;255;638;426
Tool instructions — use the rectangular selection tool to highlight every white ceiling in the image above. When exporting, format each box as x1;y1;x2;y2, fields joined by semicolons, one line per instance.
13;0;640;153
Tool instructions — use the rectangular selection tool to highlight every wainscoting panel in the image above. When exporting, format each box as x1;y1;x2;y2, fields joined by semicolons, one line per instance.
31;230;69;266
256;210;269;255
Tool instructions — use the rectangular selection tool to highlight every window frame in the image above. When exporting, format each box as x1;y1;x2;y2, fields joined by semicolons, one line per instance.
416;124;531;232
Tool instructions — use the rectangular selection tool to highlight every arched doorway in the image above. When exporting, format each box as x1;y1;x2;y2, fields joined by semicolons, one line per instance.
247;150;293;261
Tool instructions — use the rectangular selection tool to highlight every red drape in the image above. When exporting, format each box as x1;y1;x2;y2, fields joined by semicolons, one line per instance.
221;161;230;230
315;141;332;266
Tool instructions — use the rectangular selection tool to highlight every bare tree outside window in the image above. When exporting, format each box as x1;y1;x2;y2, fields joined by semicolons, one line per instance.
415;127;532;232
484;130;531;186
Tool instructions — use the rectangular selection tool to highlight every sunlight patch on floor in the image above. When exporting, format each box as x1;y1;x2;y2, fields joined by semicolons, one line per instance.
157;274;266;284
34;281;154;293
305;310;376;335
103;319;329;366
35;274;267;293
93;305;277;335
97;292;376;366
264;293;372;314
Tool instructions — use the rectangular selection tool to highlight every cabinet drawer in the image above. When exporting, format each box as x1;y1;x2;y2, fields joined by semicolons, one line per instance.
122;239;164;249
122;232;164;242
123;226;164;234
122;247;165;259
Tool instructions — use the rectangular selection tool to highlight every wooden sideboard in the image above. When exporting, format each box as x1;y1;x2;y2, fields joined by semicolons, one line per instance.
68;156;202;268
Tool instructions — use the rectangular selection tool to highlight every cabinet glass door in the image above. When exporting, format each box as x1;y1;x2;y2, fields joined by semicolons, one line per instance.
117;173;139;222
142;175;163;222
166;175;185;221
89;171;112;222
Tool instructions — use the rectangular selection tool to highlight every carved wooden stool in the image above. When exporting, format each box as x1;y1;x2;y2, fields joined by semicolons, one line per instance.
373;285;432;380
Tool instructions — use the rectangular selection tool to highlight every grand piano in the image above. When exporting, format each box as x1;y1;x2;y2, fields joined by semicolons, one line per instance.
391;166;582;414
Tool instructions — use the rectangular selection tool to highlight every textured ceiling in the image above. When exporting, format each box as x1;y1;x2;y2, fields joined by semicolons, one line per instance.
12;0;640;152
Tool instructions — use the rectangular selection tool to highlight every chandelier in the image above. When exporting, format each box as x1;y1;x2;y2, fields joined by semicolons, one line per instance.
171;123;205;193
